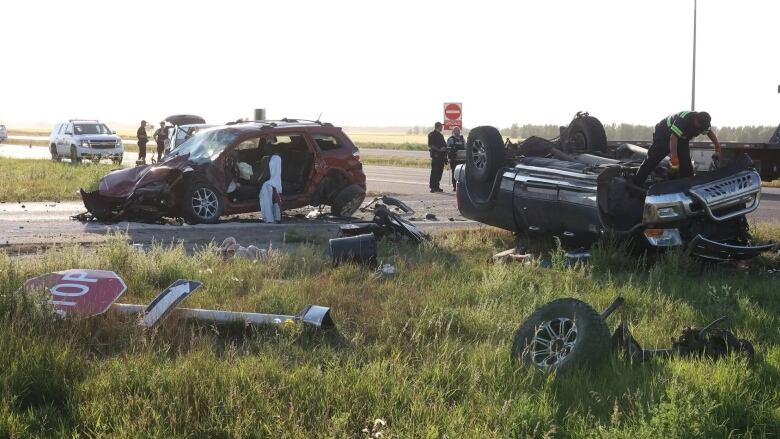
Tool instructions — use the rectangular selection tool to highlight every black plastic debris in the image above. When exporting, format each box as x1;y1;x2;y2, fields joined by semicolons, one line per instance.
330;233;378;267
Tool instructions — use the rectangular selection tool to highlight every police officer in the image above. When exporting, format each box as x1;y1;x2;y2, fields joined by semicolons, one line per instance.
634;111;722;185
446;126;466;191
428;122;447;192
153;121;168;162
136;120;149;163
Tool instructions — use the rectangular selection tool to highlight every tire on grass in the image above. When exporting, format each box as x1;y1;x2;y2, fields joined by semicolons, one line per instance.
331;184;366;217
511;298;611;373
466;126;505;183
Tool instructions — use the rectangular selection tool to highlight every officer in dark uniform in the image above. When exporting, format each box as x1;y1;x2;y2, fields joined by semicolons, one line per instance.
153;121;168;162
446;126;466;191
427;122;447;192
136;120;149;163
634;111;722;185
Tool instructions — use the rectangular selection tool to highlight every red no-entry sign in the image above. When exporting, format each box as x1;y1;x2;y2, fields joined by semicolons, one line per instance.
24;269;127;317
443;102;462;130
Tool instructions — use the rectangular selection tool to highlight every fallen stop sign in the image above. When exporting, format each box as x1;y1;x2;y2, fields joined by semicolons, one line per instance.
24;269;127;317
443;102;462;130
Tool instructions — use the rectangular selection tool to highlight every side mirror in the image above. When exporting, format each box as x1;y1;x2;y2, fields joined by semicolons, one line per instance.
112;130;117;134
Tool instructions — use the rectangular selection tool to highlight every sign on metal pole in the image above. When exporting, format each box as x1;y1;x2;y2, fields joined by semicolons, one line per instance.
23;269;127;317
443;102;462;131
141;280;202;328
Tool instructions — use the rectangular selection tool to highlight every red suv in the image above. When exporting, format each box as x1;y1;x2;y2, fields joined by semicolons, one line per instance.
81;120;367;223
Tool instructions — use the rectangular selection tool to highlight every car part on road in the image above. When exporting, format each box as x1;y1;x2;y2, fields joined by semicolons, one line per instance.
511;298;612;372
361;196;415;216
329;233;378;267
339;205;428;244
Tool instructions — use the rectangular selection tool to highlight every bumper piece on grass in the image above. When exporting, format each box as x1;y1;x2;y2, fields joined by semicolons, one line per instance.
689;234;776;261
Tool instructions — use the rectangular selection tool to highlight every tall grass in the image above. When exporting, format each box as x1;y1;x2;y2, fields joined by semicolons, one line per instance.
1;228;780;437
0;157;117;202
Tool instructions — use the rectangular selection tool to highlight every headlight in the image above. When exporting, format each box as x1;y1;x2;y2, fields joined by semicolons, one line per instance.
81;140;90;147
116;139;122;148
644;228;683;247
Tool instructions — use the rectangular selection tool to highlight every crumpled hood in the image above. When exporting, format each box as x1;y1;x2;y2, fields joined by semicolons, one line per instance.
98;154;191;198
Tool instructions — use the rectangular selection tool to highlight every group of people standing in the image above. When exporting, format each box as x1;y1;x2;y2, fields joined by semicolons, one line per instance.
136;120;170;164
427;122;465;192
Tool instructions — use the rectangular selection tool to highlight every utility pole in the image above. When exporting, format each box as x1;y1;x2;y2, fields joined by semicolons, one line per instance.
691;0;697;111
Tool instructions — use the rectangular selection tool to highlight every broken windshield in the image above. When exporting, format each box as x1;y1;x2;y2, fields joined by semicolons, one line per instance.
165;129;237;164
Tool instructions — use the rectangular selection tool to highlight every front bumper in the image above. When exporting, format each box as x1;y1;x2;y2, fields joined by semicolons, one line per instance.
688;234;776;261
80;189;127;221
76;147;123;160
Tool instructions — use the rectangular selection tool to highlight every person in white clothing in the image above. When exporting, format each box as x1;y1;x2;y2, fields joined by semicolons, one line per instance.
259;153;282;223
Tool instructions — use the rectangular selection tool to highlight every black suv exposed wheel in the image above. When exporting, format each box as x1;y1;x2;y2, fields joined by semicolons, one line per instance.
182;181;223;224
332;184;366;217
562;114;607;154
511;298;611;372
466;126;505;183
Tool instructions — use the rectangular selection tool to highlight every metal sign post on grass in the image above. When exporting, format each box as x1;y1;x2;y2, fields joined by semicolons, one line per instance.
23;270;335;329
443;102;462;131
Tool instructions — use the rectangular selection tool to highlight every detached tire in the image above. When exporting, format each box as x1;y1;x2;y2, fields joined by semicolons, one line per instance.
466;126;505;183
332;184;366;217
563;115;607;154
182;180;223;224
511;298;611;373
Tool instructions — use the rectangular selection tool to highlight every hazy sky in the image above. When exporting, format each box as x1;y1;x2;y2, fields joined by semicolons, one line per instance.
2;0;778;128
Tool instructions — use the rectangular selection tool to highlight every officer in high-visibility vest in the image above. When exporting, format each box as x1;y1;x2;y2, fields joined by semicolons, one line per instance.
634;111;722;185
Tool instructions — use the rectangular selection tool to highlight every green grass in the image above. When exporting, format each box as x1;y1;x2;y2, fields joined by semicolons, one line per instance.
0;157;119;202
2;227;780;437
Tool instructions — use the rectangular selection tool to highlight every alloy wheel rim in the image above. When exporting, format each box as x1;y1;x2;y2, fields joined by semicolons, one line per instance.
192;187;218;219
471;139;487;169
530;317;578;368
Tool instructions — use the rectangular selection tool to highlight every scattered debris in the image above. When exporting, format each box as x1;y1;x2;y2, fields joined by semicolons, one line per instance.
340;205;428;244
380;264;397;275
425;213;438;221
306;206;325;219
492;248;532;263
362;418;387;438
511;296;756;372
330;233;378;267
361;196;414;216
216;237;266;261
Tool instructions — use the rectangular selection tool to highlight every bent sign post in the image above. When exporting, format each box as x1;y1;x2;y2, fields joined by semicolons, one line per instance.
443;102;462;131
23;270;334;329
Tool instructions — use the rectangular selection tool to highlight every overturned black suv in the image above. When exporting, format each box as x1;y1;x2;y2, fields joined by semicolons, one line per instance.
456;113;775;261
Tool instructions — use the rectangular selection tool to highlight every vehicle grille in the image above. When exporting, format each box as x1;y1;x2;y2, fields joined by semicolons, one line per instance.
689;171;760;206
88;140;119;149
